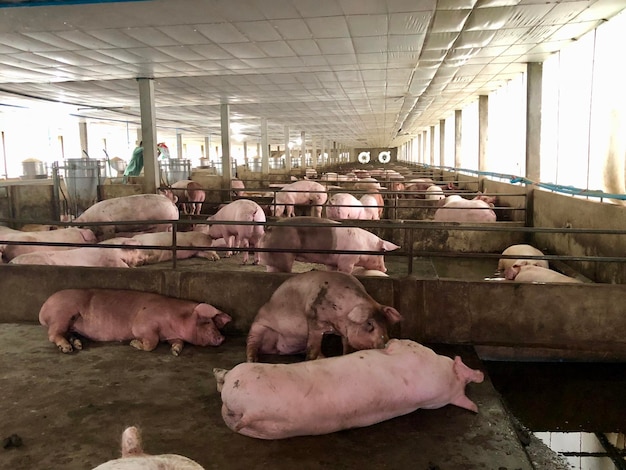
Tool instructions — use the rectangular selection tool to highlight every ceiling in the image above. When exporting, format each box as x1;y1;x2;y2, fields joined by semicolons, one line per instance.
0;0;624;149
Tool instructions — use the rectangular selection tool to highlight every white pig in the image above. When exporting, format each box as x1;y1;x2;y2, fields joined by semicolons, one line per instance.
130;231;219;264
74;194;179;239
359;194;382;220
195;199;266;264
258;217;399;273
505;262;583;283
326;193;364;220
214;339;484;440
271;180;327;217
433;197;496;222
9;244;144;268
497;244;548;272
93;426;204;469
0;227;97;261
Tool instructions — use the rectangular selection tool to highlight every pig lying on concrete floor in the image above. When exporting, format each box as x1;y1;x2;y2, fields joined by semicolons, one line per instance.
246;271;402;361
39;289;231;355
505;261;583;283
214;339;484;440
497;244;549;272
93;426;204;469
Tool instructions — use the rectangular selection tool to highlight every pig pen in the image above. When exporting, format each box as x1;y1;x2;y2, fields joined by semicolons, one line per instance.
4;263;617;470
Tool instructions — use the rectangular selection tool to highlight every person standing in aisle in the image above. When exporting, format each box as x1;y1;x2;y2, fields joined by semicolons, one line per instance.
123;141;144;183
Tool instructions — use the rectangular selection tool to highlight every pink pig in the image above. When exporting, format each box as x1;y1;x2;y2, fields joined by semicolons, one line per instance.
359;193;382;220
93;426;204;469
170;179;205;215
433;197;496;222
258;216;399;273
271;180;328;217
74;194;179;239
326;193;364;220
195;199;266;264
505;262;583;283
0;227;97;261
130;231;219;264
9;244;143;267
214;339;484;439
246;270;402;361
497;244;548;272
39;288;232;355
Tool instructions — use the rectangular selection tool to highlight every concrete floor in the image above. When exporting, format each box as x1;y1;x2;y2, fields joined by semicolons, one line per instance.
0;323;541;470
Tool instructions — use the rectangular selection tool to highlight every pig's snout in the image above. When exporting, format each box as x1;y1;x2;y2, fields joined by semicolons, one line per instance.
210;332;226;346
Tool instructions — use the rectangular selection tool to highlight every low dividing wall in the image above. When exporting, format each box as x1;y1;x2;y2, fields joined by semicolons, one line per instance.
2;264;624;360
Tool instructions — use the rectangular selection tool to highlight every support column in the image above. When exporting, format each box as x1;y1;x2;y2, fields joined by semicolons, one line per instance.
284;126;291;173
320;139;326;167
176;133;183;159
300;130;306;169
439;119;446;167
478;95;488;172
422;131;427;165
78;121;88;158
454;109;462;169
417;134;422;164
261;118;269;175
137;77;158;193
311;137;317;169
243;141;248;167
220;103;232;186
526;62;542;182
429;125;435;165
204;136;210;159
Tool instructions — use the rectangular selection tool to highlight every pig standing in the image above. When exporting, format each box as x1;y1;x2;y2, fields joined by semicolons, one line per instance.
9;244;143;267
505;262;583;283
74;194;179;240
258;216;399;273
359;194;382;220
0;227;97;261
433;197;496;222
271;180;328;217
231;178;246;197
130;231;219;264
326;193;364;220
214;339;484;440
39;289;231;355
170;180;205;215
93;426;204;470
195;199;266;264
425;185;445;200
497;244;548;272
246;271;402;361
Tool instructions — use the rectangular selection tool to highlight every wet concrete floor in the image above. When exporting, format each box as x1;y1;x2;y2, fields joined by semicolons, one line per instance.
0;323;542;470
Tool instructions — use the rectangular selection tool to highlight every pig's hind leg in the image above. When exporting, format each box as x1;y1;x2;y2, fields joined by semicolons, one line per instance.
45;313;82;353
129;325;160;352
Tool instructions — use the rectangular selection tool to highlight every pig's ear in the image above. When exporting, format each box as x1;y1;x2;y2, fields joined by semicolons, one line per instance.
380;240;400;252
194;304;231;326
382;306;402;324
212;312;232;328
347;306;369;323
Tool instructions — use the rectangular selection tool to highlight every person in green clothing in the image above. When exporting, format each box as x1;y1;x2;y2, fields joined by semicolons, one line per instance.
123;141;144;182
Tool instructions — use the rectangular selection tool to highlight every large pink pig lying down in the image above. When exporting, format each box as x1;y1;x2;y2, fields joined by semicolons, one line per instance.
93;426;204;469
214;339;484;440
39;289;231;356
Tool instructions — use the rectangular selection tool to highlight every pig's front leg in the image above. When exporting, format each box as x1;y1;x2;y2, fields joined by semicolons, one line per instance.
169;339;185;356
305;320;335;360
197;250;220;261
